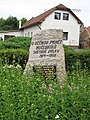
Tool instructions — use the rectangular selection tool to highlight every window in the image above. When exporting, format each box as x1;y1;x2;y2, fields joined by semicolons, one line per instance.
63;13;69;20
25;33;27;36
31;32;33;37
54;12;61;20
28;32;30;36
63;32;68;40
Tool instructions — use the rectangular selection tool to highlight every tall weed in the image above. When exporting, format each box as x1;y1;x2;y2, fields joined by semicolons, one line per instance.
0;64;90;120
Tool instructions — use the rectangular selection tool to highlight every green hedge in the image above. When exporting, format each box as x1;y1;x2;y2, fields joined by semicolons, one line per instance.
0;44;90;71
0;37;31;50
0;49;29;69
65;49;90;71
63;45;74;52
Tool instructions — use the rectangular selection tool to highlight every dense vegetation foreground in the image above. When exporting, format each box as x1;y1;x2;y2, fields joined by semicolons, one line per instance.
0;37;90;119
0;64;90;120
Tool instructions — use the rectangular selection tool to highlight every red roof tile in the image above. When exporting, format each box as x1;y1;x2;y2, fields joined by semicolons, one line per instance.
20;4;82;29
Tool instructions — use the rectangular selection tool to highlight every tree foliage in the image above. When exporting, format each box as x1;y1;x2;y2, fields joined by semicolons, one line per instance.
0;16;27;31
21;17;27;26
0;18;5;31
3;16;18;30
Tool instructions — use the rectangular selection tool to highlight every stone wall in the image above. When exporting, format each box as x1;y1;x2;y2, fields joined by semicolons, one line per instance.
80;28;90;49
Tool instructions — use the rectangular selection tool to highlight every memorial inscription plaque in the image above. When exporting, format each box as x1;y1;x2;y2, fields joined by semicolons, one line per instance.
25;29;66;83
31;39;62;60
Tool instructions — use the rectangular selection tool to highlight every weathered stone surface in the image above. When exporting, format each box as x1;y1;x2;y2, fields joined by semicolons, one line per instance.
25;29;66;84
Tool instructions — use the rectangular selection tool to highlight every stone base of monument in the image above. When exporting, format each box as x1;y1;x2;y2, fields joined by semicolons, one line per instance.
25;29;66;86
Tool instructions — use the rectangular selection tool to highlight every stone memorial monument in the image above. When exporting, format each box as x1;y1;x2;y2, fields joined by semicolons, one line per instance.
25;29;66;84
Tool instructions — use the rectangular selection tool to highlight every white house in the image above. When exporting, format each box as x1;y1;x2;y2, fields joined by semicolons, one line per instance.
19;4;83;48
0;30;22;40
0;4;83;48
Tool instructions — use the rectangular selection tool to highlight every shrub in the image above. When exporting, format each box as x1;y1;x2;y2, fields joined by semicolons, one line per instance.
0;37;32;50
63;45;74;53
76;50;90;70
0;45;90;71
0;64;90;120
0;49;29;69
65;49;90;72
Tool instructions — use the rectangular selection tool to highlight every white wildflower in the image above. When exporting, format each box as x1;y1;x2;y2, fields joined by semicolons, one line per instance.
8;65;13;68
55;115;59;119
3;64;13;69
16;64;21;69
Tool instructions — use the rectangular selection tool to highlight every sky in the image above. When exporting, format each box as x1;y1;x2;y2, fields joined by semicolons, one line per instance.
0;0;90;27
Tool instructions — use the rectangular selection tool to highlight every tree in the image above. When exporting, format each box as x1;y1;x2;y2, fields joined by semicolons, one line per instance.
3;16;19;30
0;16;28;31
21;17;27;26
0;18;5;31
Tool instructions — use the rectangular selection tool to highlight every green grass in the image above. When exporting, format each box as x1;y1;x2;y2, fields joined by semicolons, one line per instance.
0;64;90;120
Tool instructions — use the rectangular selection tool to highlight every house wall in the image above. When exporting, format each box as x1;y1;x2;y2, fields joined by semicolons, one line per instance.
41;10;81;46
0;10;81;47
0;30;23;41
23;24;41;37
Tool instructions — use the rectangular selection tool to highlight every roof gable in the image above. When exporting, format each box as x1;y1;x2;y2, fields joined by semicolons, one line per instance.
20;4;82;29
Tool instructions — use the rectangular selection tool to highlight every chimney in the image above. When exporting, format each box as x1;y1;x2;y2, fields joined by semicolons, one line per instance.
19;20;21;28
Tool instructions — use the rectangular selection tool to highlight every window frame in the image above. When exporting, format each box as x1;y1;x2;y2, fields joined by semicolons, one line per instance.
54;12;61;20
63;13;69;20
63;32;68;40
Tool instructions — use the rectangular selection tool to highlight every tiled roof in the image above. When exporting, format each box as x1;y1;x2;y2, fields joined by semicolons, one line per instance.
20;4;82;29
